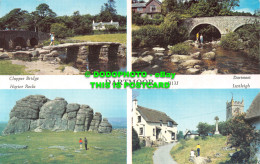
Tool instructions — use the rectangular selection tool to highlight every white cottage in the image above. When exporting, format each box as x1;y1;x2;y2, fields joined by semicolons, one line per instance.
132;99;178;143
246;92;260;161
92;20;119;30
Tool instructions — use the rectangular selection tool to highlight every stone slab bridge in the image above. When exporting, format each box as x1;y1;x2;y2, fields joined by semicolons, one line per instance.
183;16;260;37
0;31;49;49
43;42;121;71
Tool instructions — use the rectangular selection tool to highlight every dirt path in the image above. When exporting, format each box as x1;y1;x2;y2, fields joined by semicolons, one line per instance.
11;60;80;75
153;142;178;164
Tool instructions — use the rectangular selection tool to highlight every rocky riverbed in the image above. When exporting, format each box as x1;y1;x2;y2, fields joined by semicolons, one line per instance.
132;40;260;74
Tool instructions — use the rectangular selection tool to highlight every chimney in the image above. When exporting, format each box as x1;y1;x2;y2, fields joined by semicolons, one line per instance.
133;99;138;111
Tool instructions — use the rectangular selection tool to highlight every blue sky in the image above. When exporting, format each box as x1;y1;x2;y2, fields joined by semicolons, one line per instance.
0;0;126;17
0;89;126;122
234;0;259;14
134;89;260;132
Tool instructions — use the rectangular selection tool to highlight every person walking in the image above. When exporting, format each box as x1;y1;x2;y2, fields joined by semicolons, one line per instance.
197;144;201;156
84;137;88;150
200;34;203;44
79;138;83;149
49;32;55;46
190;149;195;162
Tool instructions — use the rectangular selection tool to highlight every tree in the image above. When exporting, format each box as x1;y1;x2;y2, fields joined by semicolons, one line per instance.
36;3;56;18
50;23;72;38
1;8;28;30
218;121;231;136
197;122;213;136
177;131;184;140
99;0;117;22
227;114;259;163
132;128;140;151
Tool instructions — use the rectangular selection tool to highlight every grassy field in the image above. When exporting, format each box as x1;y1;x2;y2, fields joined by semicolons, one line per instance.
171;136;235;164
0;129;126;164
70;33;126;45
0;61;29;75
132;147;156;164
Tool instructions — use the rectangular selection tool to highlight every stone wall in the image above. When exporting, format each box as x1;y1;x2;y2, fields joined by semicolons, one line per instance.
2;95;112;135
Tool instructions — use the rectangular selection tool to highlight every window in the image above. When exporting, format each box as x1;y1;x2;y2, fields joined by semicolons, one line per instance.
168;121;173;127
172;132;175;140
138;116;141;123
139;127;143;135
160;120;163;126
153;129;155;136
150;5;156;12
137;8;143;12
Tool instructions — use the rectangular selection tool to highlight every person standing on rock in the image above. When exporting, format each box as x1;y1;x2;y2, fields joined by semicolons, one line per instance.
200;34;203;44
79;138;83;149
49;32;55;46
197;144;201;156
190;149;195;162
196;33;199;42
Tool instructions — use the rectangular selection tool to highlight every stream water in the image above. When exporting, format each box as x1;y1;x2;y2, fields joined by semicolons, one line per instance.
88;57;126;73
133;44;260;74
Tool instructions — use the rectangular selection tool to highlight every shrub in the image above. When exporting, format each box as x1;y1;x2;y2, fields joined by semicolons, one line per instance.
132;128;140;151
194;136;200;140
50;23;72;38
169;43;190;55
220;32;243;51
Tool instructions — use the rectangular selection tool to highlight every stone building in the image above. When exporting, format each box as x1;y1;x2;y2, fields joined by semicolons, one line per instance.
132;0;162;19
132;99;178;144
226;97;244;121
245;92;260;161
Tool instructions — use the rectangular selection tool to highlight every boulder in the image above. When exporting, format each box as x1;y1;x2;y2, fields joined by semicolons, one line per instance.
2;117;31;135
142;55;153;64
32;51;40;57
0;53;9;60
194;156;210;164
201;69;218;75
132;58;150;68
153;47;165;52
75;105;93;132
202;51;216;60
180;60;202;68
89;112;102;131
191;52;201;59
186;68;200;74
38;50;50;54
98;118;112;133
66;103;80;112
63;66;80;75
39;98;67;119
12;51;32;61
155;53;164;56
0;144;28;149
171;55;192;63
141;51;149;57
46;50;59;57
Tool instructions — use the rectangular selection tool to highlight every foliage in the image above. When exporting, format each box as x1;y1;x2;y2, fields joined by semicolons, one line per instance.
227;114;259;163
132;128;141;151
0;130;126;163
171;135;235;163
177;131;184;140
132;13;163;26
197;122;214;136
218;121;231;136
105;25;118;32
220;32;243;51
235;23;260;60
132;147;156;164
169;43;190;55
50;23;72;38
0;8;28;30
194;136;200;140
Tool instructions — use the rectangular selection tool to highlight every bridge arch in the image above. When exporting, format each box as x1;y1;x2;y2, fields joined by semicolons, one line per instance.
30;38;38;47
0;38;9;49
13;37;27;48
189;23;221;41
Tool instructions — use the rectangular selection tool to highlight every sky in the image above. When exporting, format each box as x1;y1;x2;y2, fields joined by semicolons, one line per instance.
0;89;126;122
134;89;260;132
0;0;127;17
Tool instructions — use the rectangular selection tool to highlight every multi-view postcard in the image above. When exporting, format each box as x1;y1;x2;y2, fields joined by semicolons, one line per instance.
132;0;260;75
132;89;260;164
0;0;126;75
0;89;126;163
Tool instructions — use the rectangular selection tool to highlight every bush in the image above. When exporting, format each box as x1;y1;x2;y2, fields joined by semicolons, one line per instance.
169;43;190;55
220;32;243;51
132;128;140;151
50;23;73;38
194;136;200;140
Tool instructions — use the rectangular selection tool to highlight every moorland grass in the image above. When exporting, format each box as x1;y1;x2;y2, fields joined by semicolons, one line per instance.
170;136;235;164
132;147;156;164
0;129;126;164
70;33;126;45
0;61;29;75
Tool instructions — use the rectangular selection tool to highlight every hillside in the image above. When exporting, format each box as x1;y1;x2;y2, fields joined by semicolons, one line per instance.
0;129;126;163
170;136;235;164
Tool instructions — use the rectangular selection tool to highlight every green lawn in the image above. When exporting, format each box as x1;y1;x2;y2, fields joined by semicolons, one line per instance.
0;130;126;164
170;136;235;164
70;33;126;45
132;147;156;164
0;61;29;75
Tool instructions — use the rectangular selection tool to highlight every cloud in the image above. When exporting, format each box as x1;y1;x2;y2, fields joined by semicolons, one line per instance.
234;8;255;14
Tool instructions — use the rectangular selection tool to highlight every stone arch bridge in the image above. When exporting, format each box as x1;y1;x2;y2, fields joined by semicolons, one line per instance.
183;16;260;37
0;31;49;50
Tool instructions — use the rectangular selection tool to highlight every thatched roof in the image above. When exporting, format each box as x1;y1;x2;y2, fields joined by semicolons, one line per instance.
246;92;260;120
137;105;177;125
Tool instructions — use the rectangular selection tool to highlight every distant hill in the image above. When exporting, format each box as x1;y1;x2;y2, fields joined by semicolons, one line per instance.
0;122;7;135
108;118;127;129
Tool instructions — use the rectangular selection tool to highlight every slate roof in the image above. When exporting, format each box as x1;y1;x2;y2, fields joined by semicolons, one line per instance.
93;22;119;27
246;92;260;120
132;3;147;8
137;105;177;124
